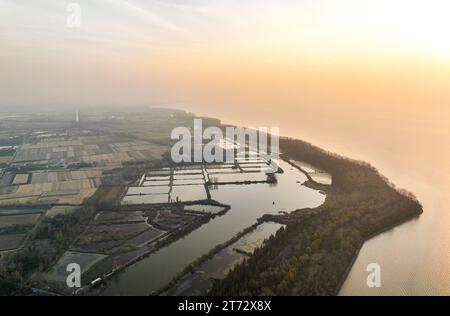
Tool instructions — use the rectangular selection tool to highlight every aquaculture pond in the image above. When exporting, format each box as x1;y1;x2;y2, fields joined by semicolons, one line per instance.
102;159;327;295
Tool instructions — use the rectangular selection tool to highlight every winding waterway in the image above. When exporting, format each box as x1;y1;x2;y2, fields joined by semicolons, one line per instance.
102;159;326;295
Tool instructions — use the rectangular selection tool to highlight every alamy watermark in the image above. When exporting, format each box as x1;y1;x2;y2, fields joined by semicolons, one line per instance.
66;263;81;289
171;119;280;172
66;3;81;28
366;263;382;288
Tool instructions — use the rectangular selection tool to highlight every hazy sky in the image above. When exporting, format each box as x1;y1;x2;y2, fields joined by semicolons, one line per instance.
2;1;450;296
1;0;450;110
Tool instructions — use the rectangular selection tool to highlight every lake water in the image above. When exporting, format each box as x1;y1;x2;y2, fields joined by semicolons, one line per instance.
162;222;284;296
102;159;326;295
337;131;450;295
174;101;450;295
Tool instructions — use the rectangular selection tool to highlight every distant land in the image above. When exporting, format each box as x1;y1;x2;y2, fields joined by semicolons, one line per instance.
0;108;422;296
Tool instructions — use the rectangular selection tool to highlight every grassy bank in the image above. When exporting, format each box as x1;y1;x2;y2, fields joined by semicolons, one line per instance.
153;221;264;296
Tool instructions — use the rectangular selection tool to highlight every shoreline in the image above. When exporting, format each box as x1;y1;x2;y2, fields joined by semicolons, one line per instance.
334;211;422;296
54;143;422;296
280;156;422;295
152;220;266;296
0;112;424;296
209;137;423;296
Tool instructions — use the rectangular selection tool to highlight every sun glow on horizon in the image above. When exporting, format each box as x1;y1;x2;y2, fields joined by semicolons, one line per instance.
1;0;450;108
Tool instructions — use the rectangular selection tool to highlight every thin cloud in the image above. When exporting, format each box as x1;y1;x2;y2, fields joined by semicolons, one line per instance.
152;0;211;14
106;0;189;34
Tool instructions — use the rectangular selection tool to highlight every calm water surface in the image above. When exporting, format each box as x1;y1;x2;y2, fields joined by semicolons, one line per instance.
170;102;450;295
103;159;326;295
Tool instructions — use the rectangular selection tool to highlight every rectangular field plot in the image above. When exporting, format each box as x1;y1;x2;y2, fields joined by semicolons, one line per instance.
15;178;99;195
206;168;241;174
0;156;12;164
147;170;171;176
14;136;167;166
48;251;107;282
204;164;238;169
241;167;267;172
173;168;203;175
122;194;169;205
0;234;26;251
142;180;170;186
208;173;269;184
173;179;205;186
170;185;207;202
0;213;41;228
30;170;103;184
239;162;268;167
173;174;204;180
126;186;170;195
237;159;267;165
145;175;171;181
12;174;30;185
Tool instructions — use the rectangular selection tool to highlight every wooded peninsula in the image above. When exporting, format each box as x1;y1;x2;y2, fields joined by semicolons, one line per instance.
209;137;423;295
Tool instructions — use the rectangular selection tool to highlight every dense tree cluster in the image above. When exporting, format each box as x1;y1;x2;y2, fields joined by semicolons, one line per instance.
210;138;422;296
0;206;95;294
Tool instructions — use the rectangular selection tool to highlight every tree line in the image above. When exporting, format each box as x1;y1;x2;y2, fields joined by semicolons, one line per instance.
209;137;422;295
